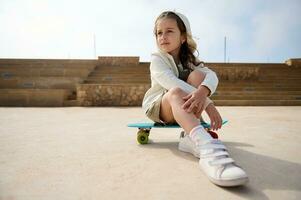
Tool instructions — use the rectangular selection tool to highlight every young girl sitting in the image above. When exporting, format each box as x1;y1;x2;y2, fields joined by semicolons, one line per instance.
142;11;248;187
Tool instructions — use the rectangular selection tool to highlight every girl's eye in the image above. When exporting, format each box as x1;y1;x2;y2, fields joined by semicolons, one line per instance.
157;30;173;36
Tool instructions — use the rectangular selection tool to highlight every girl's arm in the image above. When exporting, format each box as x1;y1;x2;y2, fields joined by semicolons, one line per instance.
150;54;213;108
195;65;219;96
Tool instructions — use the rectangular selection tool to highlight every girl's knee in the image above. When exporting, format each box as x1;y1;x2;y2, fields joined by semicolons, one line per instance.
167;87;186;101
187;70;206;86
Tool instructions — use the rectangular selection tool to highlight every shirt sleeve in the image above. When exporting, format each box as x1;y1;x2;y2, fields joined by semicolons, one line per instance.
195;65;219;96
150;54;213;107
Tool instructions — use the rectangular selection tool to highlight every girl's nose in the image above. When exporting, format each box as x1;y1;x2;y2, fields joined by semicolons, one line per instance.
161;33;167;40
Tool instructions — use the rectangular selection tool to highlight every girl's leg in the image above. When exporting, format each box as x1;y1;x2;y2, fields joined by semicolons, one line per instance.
160;87;201;133
159;70;207;133
162;71;248;187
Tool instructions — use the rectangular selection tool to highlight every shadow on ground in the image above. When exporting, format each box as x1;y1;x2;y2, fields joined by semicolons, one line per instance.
139;140;301;200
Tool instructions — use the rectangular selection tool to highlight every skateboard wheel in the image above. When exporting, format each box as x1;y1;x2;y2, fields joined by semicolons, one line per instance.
145;129;150;136
207;130;218;139
137;130;149;144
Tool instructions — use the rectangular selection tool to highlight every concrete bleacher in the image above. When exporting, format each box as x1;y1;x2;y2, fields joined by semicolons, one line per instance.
0;59;96;106
206;62;301;106
0;57;300;106
81;58;301;106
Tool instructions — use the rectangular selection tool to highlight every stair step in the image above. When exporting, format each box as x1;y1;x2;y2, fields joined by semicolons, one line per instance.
85;77;149;80
0;77;84;89
214;99;301;106
216;87;301;91
211;95;301;100
218;82;301;87
0;89;71;106
63;100;79;106
84;80;150;84
89;72;148;76
213;91;301;95
87;75;148;79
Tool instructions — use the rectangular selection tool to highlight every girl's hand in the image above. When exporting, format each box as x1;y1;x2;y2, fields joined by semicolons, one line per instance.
205;103;222;131
182;86;209;115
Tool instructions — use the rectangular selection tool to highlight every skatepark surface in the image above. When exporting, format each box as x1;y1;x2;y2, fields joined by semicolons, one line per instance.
0;106;300;200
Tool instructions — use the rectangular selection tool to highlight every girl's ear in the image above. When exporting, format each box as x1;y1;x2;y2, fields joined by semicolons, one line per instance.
181;34;186;44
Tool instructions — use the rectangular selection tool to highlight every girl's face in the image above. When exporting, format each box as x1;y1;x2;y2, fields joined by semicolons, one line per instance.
155;18;186;58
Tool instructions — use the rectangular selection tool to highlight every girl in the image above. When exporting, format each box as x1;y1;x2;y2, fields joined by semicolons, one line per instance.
142;11;248;187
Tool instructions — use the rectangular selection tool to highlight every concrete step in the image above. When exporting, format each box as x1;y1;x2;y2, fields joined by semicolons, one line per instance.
63;100;79;106
258;74;301;79
95;64;150;71
259;67;301;74
88;74;148;79
0;77;84;89
0;59;97;68
89;71;149;76
86;76;149;82
0;68;92;77
217;85;301;90
84;79;150;84
86;78;149;83
216;87;301;91
213;91;301;95
0;89;71;106
96;63;149;67
214;99;301;106
80;83;150;86
207;63;287;68
92;71;150;75
211;95;301;100
254;78;301;83
218;80;301;87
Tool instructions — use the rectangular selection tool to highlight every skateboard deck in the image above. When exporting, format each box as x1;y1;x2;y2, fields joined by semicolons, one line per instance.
127;120;228;144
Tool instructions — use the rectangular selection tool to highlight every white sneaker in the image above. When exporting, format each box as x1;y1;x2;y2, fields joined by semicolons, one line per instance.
178;131;201;157
178;132;249;187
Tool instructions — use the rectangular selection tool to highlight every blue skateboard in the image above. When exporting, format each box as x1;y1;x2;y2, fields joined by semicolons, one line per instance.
127;120;228;144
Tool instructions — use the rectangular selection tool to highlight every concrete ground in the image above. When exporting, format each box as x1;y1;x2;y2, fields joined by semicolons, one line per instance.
0;107;300;200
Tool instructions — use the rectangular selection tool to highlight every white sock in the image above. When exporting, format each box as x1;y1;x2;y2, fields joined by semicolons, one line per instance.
189;125;213;143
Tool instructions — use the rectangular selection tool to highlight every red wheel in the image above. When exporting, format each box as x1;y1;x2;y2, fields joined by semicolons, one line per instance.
207;130;218;139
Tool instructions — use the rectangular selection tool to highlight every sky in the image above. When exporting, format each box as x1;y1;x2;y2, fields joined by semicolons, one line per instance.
0;0;300;63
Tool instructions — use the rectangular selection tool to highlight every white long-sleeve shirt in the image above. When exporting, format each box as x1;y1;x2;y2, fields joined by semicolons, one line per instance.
142;50;219;113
